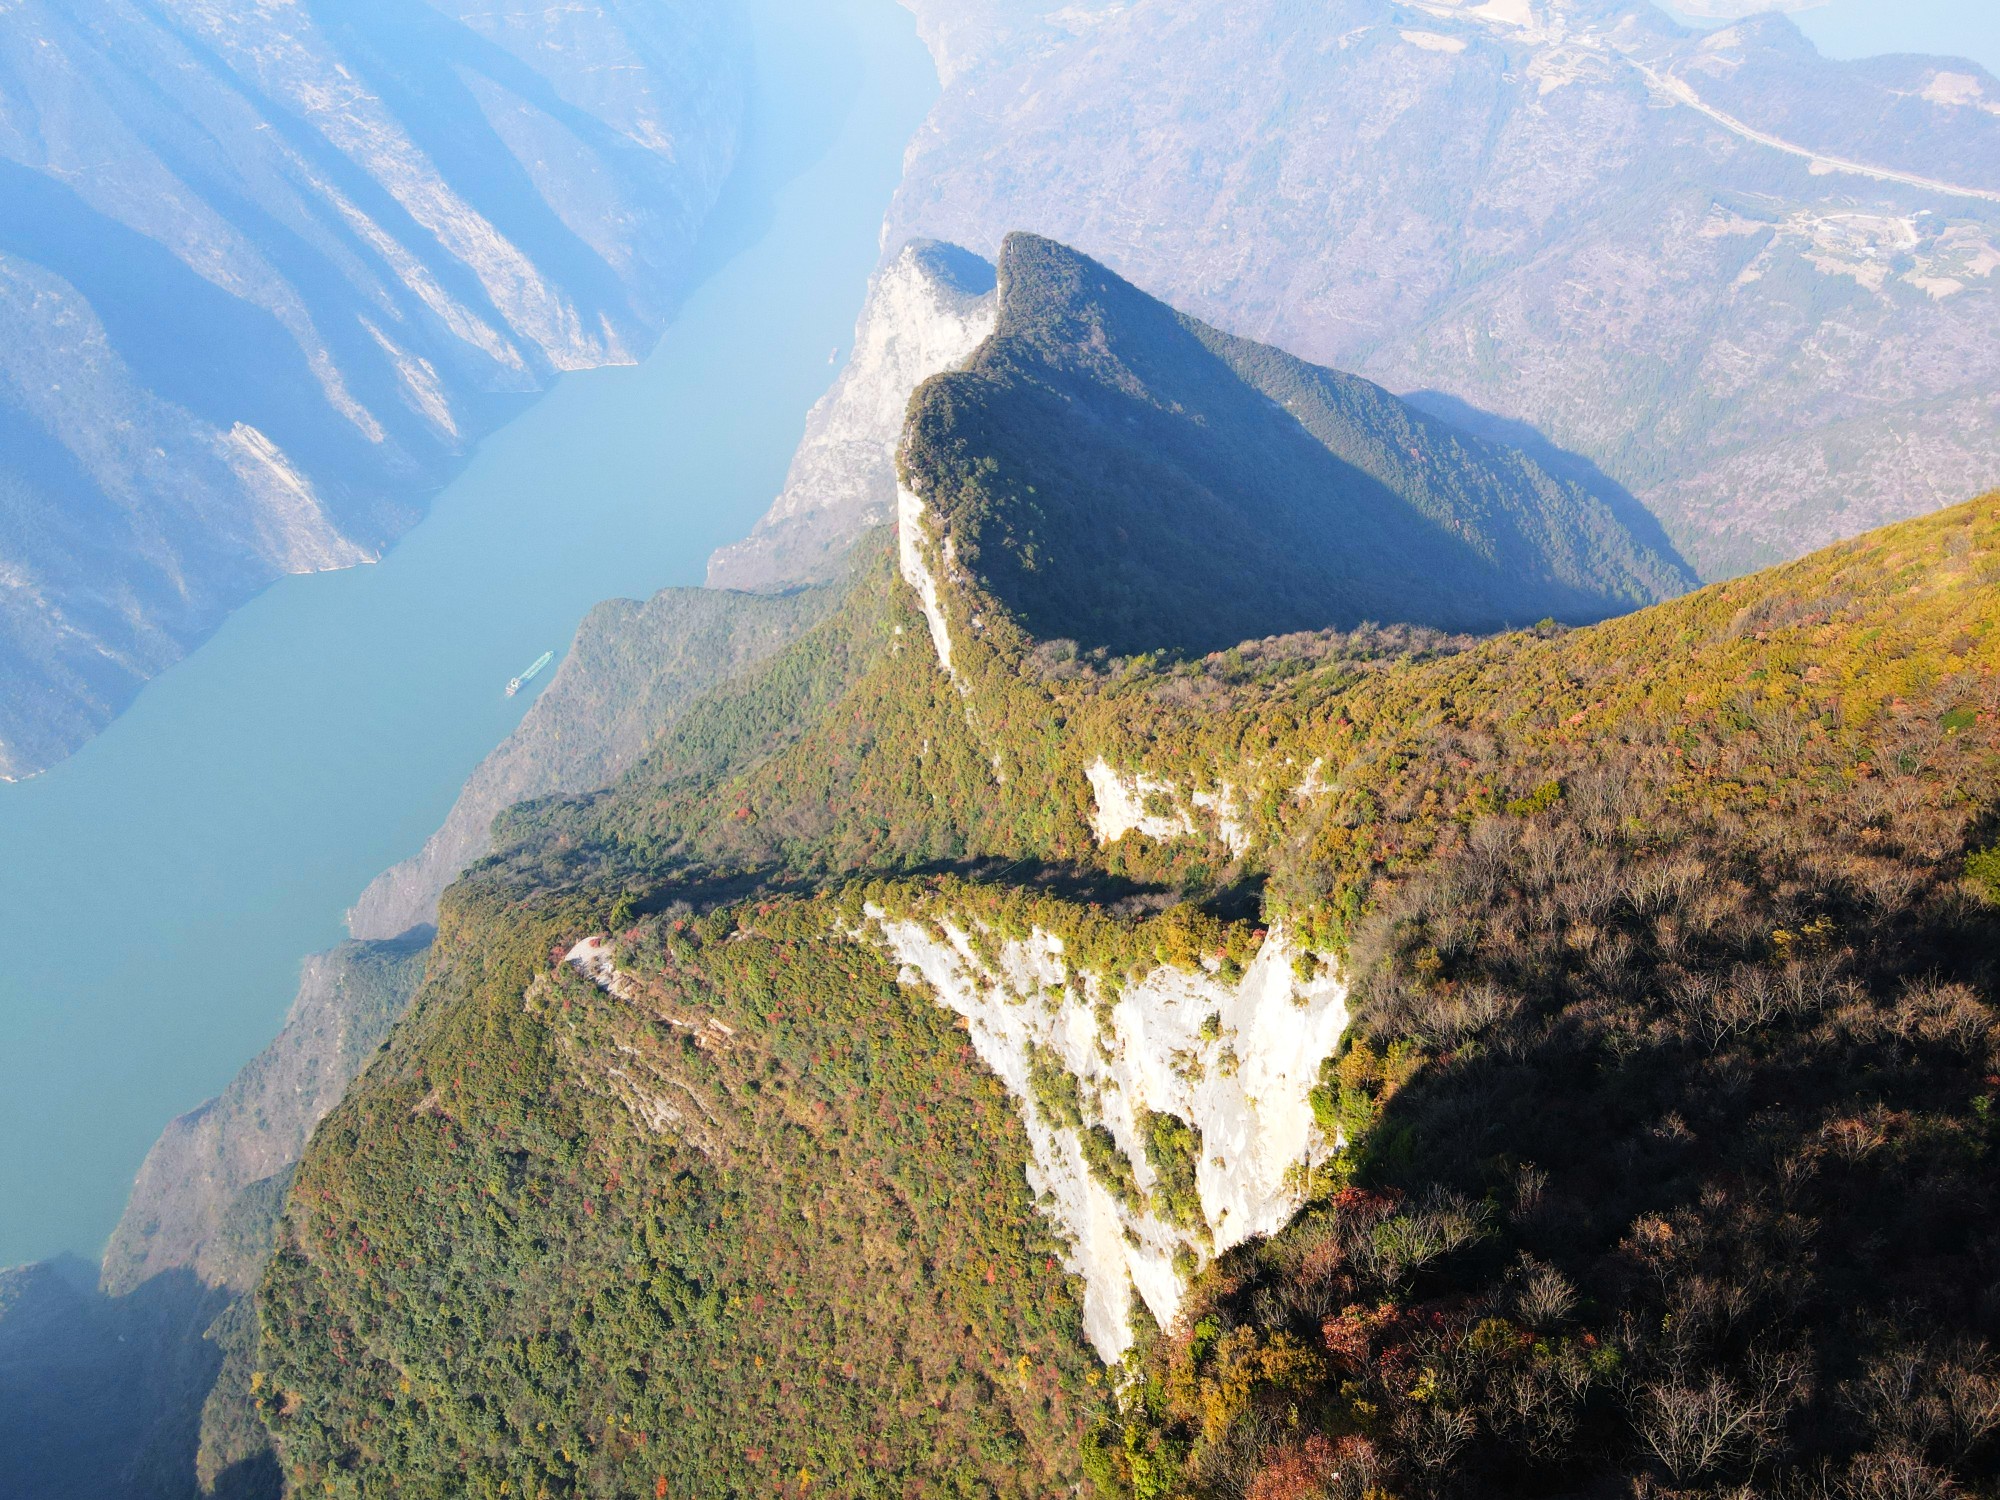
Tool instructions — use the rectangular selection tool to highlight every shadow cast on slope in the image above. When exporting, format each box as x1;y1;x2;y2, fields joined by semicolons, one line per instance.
206;1451;283;1500
1403;388;1700;586
1330;863;2000;1491
908;236;1693;660
0;1260;228;1500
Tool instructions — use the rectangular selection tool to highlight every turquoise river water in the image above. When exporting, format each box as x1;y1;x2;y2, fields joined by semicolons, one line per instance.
0;0;936;1266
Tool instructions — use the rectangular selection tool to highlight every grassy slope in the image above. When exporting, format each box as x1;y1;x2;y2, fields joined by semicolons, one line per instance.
259;487;2000;1498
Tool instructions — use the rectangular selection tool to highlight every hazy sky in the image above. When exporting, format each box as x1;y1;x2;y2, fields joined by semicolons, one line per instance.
1661;0;2000;75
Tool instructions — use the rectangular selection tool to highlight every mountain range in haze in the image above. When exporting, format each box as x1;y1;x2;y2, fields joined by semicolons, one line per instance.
0;0;747;778
890;0;2000;579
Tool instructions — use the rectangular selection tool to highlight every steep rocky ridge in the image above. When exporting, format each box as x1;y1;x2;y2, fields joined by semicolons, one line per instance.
887;0;2000;580
230;246;1707;1477
707;238;998;590
0;0;748;777
900;234;1690;655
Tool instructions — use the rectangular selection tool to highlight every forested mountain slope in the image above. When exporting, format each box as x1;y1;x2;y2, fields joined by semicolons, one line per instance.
888;0;2000;582
903;234;1690;654
347;583;838;940
1088;501;2000;1500
255;334;2000;1496
0;0;746;777
49;577;837;1499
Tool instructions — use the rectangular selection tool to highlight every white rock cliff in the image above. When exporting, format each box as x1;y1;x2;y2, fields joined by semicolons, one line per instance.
708;238;999;591
872;908;1348;1363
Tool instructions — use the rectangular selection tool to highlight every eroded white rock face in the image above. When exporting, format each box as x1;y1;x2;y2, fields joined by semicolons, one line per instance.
1088;759;1253;855
565;935;633;998
872;909;1347;1363
709;240;999;590
898;482;959;676
1190;783;1252;857
1086;758;1194;844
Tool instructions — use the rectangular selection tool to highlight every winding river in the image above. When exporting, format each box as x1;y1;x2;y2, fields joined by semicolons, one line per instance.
0;0;936;1266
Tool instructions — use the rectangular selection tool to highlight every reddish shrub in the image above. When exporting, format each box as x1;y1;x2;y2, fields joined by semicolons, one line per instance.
1247;1434;1340;1500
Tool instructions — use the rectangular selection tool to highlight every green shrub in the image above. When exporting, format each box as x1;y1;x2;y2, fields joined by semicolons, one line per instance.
1029;1044;1085;1130
1967;845;2000;903
1140;1110;1204;1231
1080;1125;1142;1209
1503;780;1562;818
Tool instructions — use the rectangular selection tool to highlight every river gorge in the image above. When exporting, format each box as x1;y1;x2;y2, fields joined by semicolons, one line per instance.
0;0;936;1268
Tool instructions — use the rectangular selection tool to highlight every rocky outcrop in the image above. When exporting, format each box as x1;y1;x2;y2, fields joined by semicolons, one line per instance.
0;0;749;777
707;239;997;592
888;0;2000;580
873;911;1348;1363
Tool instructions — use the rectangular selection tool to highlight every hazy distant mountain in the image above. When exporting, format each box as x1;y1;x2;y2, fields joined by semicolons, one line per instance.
0;0;748;778
888;0;2000;582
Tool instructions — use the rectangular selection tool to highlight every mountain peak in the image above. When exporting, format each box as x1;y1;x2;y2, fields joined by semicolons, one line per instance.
900;234;1694;659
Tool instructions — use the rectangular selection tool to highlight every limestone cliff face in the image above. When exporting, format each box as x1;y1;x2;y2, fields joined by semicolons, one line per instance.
706;239;997;591
0;0;749;778
874;913;1347;1363
557;901;1348;1368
